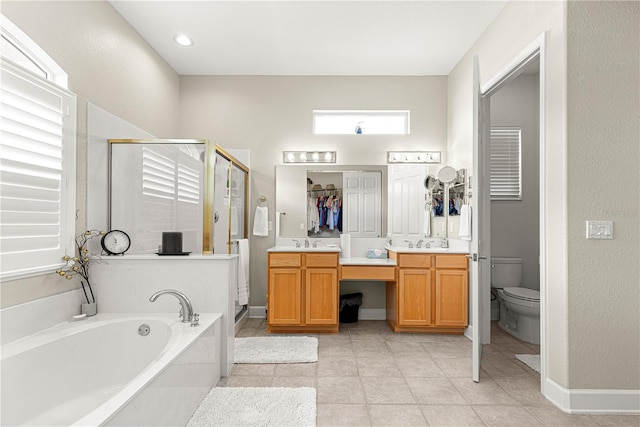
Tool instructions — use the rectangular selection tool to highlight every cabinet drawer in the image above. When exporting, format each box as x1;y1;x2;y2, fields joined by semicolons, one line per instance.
340;266;396;281
306;253;338;267
269;253;302;267
397;254;431;268
435;255;468;269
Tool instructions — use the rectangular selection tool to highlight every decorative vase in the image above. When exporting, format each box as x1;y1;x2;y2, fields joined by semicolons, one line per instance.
81;302;97;317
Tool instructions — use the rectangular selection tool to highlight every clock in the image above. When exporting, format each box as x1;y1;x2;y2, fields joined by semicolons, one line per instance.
101;230;131;255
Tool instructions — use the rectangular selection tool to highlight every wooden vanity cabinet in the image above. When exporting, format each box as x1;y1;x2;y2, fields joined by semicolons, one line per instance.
267;252;339;333
388;252;468;333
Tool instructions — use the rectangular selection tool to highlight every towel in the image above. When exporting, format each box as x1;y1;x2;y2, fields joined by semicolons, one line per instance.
459;204;472;241
252;206;268;236
423;206;431;237
237;239;250;305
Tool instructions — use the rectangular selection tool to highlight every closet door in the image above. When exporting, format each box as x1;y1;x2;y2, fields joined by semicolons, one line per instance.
343;172;382;237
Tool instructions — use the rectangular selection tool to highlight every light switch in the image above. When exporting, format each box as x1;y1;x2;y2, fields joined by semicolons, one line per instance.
586;220;613;239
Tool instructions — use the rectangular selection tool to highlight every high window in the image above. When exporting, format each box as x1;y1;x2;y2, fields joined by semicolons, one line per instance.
313;110;410;135
1;15;76;280
490;127;522;200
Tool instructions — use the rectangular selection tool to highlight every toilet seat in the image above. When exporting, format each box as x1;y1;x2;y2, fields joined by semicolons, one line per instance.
502;287;540;302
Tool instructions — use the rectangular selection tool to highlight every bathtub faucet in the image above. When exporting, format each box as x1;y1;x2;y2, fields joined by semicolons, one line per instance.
149;289;194;323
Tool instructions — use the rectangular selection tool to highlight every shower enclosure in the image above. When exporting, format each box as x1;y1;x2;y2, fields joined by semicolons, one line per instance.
213;148;249;321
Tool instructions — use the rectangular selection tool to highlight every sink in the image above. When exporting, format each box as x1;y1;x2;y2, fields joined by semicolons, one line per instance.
385;245;468;254
267;246;341;253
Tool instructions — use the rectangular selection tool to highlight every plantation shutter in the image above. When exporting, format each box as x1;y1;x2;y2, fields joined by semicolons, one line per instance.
0;61;76;280
490;127;522;200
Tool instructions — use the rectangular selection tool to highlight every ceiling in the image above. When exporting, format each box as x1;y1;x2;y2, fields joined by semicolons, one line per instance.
109;1;508;76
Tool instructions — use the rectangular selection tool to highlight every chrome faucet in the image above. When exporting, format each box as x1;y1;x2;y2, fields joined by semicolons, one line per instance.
291;239;301;248
441;237;449;248
304;238;310;248
313;240;321;248
149;289;195;324
416;239;424;248
404;240;414;248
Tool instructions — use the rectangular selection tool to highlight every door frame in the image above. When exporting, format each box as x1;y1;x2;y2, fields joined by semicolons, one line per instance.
475;32;548;387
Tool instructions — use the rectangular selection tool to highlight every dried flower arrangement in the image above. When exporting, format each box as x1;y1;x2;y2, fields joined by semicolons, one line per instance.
56;230;105;304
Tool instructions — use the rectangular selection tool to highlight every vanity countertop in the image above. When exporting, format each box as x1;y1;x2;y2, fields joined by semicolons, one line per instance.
339;257;397;266
267;246;341;253
385;247;469;255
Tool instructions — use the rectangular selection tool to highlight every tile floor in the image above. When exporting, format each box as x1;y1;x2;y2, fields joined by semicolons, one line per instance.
221;319;638;427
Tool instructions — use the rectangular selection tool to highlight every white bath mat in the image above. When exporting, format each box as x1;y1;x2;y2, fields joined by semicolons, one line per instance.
235;336;318;364
516;354;541;373
187;387;316;427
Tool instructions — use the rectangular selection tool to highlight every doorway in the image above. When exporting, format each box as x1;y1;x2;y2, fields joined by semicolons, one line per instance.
474;36;546;387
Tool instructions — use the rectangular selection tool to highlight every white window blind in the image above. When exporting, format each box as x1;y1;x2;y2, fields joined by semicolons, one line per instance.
1;61;76;280
177;164;200;204
142;148;175;200
490;127;522;200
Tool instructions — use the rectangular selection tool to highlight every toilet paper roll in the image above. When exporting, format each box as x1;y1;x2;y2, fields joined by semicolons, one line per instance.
340;234;351;259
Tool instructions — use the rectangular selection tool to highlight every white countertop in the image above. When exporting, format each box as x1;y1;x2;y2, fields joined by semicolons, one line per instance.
267;246;341;253
385;247;469;254
340;257;397;266
94;253;238;260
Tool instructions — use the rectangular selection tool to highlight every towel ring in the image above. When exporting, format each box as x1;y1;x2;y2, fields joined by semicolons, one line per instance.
257;196;269;207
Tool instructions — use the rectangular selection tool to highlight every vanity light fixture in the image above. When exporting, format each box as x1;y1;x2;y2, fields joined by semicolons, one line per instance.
283;151;336;164
174;34;194;47
387;151;441;164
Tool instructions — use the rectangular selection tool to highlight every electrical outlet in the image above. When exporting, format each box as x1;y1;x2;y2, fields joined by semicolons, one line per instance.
267;221;272;231
300;223;305;230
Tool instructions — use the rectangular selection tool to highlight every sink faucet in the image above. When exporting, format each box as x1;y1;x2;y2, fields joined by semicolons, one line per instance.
441;237;449;248
313;240;321;248
149;289;195;323
416;239;424;248
304;238;310;248
404;240;414;249
291;239;301;248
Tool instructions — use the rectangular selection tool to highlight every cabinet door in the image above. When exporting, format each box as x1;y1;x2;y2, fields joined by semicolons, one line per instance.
268;268;302;325
305;268;338;325
435;270;468;327
398;269;432;326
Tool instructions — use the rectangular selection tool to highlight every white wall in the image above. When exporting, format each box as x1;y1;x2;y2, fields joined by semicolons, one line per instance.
490;73;540;291
1;1;181;308
566;0;639;391
179;76;448;307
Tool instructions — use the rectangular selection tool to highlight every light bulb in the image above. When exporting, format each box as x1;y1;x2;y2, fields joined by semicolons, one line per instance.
312;152;320;161
286;152;295;162
174;34;193;47
299;152;307;161
324;152;333;162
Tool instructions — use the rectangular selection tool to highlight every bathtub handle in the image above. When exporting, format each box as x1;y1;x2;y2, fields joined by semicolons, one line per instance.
190;313;200;327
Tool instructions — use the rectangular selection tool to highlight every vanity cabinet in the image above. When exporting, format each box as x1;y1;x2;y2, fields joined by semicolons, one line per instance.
267;252;339;333
388;252;468;333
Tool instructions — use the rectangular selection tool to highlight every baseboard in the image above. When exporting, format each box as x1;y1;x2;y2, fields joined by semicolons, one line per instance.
544;378;640;414
249;305;266;318
357;308;386;321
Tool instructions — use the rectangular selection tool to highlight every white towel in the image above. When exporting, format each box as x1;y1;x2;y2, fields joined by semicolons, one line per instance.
237;239;250;305
423;206;431;237
459;204;472;241
252;206;268;236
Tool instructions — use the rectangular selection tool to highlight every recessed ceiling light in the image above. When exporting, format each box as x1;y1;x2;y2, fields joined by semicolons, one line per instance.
174;34;193;47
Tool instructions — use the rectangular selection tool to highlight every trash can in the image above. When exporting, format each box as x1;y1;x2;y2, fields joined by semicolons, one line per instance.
339;292;363;323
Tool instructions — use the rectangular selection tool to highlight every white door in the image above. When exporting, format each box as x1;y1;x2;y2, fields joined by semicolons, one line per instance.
343;172;382;237
388;164;427;238
471;55;491;382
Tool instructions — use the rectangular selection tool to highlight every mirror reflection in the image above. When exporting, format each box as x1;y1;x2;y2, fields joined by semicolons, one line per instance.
276;165;387;238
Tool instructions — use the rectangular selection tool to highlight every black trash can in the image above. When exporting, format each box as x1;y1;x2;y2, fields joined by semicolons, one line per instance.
339;292;363;323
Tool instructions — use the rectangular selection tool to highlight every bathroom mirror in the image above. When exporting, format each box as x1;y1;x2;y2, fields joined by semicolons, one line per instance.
108;139;215;254
275;165;387;238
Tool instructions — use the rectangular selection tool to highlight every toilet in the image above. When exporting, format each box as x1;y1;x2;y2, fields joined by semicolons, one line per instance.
491;257;540;345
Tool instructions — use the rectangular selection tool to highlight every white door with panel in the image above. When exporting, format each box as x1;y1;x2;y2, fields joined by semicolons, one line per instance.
388;164;428;239
343;172;382;237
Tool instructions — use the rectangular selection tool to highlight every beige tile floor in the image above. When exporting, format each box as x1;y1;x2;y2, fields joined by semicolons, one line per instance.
221;319;639;427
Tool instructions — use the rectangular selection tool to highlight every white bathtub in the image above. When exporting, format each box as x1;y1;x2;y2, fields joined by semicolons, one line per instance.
1;312;221;426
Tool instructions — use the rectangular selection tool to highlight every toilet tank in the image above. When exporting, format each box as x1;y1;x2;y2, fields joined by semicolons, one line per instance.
491;257;522;288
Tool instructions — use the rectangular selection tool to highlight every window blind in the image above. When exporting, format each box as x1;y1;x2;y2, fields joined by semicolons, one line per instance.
1;61;76;279
490;127;522;200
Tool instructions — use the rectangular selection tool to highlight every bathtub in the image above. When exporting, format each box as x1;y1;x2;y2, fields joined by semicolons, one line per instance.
1;312;221;426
